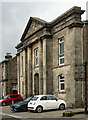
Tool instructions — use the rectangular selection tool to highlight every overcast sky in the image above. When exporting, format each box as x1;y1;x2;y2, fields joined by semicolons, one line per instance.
0;0;88;62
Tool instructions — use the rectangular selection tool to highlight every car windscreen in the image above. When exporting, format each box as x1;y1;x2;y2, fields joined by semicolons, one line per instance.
31;97;38;101
4;96;10;99
24;97;32;101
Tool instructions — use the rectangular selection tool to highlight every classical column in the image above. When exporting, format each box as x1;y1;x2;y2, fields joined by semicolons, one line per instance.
23;48;27;98
43;39;47;94
17;54;20;94
27;46;32;96
39;40;43;94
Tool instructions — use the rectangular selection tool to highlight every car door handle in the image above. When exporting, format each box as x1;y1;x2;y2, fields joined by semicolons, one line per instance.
46;102;49;103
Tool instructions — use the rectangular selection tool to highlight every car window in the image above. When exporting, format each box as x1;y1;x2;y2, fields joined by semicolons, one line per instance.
10;95;15;98
15;95;18;97
40;96;47;100
4;96;10;99
47;96;58;100
31;97;38;101
10;95;18;98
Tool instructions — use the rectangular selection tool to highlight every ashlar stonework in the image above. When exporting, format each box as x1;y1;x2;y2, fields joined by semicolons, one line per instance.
16;6;88;107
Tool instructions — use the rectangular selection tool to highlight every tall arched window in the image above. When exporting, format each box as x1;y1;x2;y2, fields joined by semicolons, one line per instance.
58;74;65;92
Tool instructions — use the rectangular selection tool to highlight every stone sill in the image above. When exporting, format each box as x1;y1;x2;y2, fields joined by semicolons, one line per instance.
58;91;66;94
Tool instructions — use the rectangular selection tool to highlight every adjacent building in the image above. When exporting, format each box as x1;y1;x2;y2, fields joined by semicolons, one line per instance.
0;53;17;98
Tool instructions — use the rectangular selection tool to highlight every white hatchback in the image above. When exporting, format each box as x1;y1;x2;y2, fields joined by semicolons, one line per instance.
28;95;66;113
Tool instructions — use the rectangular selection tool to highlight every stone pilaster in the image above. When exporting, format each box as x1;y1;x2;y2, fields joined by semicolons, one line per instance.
43;39;47;94
27;46;32;96
23;49;27;98
17;54;20;94
39;40;43;94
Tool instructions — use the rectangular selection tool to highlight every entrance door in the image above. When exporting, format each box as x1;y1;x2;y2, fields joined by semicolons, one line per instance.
34;73;39;95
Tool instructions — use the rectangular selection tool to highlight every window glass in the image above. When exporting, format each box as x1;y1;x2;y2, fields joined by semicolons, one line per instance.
59;37;64;65
34;48;39;66
46;96;58;100
40;96;47;100
58;75;65;91
10;95;15;98
24;97;32;101
31;97;38;101
15;95;18;97
4;96;10;99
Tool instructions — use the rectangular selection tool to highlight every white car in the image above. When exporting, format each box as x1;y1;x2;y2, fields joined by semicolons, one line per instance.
28;95;66;113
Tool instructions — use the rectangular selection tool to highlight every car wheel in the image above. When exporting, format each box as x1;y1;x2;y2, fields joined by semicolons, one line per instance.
59;104;65;110
2;102;7;106
21;105;27;111
36;106;43;113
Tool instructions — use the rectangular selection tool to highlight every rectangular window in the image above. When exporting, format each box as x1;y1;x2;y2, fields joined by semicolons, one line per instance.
34;48;39;66
58;75;65;92
59;37;64;65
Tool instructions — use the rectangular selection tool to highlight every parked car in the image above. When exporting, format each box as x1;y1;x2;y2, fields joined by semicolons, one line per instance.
10;96;33;112
0;94;23;106
28;95;66;113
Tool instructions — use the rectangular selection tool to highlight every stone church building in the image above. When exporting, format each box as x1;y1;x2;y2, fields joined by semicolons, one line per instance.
16;6;88;107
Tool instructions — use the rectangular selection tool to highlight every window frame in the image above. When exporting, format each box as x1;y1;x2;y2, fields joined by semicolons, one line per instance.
59;37;64;66
58;75;65;92
34;48;39;67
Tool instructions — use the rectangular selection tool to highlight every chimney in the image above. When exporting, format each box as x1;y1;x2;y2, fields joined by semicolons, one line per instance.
5;53;12;60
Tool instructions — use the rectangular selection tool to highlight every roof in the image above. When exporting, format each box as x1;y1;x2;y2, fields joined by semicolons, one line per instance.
50;6;85;26
0;59;9;64
7;94;20;96
19;6;85;42
20;17;48;41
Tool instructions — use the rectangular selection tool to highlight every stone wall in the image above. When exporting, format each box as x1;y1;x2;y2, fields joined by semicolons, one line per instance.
8;56;17;94
83;22;88;103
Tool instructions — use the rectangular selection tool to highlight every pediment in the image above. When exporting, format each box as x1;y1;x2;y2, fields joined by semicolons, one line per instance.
25;21;43;39
21;17;47;41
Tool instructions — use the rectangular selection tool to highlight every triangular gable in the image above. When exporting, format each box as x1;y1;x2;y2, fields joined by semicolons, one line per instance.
21;17;47;41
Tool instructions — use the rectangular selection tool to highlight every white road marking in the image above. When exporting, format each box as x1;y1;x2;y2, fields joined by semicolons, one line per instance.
0;112;21;119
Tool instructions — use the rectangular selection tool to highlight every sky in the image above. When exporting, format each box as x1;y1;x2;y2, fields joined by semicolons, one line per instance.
0;0;88;62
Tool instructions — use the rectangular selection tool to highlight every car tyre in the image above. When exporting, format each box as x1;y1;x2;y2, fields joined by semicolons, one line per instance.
36;106;43;113
2;101;7;106
59;104;65;110
21;105;27;111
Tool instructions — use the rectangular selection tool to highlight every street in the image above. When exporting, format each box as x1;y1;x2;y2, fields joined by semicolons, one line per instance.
0;106;88;120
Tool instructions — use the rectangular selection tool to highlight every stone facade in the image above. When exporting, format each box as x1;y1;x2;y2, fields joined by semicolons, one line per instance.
0;59;8;98
16;6;88;107
83;21;88;103
0;53;17;98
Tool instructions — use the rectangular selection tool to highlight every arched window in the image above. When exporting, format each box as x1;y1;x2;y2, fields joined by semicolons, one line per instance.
58;74;65;92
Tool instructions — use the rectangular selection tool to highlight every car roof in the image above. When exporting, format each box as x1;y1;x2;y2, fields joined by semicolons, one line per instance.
33;95;55;98
7;94;20;96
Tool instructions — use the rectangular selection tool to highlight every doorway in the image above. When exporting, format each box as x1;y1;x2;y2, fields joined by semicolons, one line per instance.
34;73;39;95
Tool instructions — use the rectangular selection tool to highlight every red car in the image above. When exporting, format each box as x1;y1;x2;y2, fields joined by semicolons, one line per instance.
0;94;23;106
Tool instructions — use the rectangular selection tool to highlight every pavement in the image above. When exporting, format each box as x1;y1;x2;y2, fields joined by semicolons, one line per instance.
0;106;88;120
